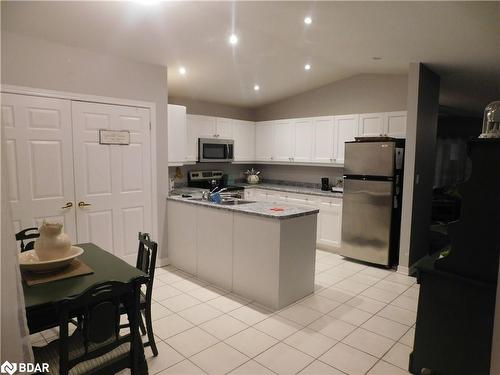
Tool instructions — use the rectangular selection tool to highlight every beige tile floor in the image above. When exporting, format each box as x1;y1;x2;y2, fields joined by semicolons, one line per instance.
31;250;418;374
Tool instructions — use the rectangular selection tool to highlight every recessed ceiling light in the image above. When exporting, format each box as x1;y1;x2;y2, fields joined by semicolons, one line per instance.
229;34;238;45
254;85;260;91
304;64;311;71
304;16;312;25
179;66;187;75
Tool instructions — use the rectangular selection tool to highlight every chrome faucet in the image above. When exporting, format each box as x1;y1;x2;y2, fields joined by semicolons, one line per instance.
201;186;229;201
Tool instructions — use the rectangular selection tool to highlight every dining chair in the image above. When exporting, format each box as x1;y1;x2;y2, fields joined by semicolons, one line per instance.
32;280;147;375
121;232;159;356
15;227;39;252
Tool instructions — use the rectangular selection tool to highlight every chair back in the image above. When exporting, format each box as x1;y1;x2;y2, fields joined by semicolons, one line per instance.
136;232;158;297
15;227;39;252
58;280;143;375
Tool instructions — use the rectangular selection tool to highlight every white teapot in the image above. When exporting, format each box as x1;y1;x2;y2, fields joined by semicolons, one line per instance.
34;221;72;261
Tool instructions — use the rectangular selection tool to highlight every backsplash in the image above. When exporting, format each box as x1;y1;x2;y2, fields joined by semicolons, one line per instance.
169;163;344;189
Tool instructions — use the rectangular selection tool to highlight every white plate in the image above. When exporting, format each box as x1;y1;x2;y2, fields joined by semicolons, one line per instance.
19;246;84;273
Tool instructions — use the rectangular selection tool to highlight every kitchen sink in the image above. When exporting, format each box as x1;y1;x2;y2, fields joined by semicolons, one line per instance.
186;197;255;205
218;200;256;205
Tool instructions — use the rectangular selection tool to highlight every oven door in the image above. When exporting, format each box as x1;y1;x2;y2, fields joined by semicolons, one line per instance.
198;138;234;162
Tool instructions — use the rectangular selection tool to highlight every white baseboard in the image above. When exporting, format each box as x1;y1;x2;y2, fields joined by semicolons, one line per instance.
397;265;410;275
156;257;170;268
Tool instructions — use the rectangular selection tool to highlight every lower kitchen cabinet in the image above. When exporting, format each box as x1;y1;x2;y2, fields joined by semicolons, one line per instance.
167;201;197;274
317;198;342;249
196;206;233;290
245;188;343;249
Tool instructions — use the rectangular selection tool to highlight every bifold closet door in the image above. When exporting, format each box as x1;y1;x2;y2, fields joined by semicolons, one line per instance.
71;101;152;264
1;93;77;241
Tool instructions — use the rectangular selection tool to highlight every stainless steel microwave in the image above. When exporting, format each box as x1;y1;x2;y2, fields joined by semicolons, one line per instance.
198;138;234;163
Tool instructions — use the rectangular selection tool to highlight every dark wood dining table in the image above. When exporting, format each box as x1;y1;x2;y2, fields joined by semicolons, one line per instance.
23;242;147;334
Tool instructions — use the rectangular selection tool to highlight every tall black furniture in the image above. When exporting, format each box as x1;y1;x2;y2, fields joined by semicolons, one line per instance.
410;139;500;375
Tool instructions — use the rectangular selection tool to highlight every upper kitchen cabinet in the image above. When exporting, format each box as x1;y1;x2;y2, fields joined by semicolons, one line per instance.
215;117;233;138
273;119;294;162
312;116;335;164
186;114;216;161
358;112;386;137
386;111;407;138
292;118;314;162
168;104;187;165
358;111;407;138
334;114;359;164
255;121;274;161
233;119;255;162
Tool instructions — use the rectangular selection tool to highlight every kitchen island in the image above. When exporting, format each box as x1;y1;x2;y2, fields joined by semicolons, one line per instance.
167;194;318;310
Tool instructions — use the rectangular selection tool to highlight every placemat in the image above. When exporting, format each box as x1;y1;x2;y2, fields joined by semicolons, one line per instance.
22;259;94;286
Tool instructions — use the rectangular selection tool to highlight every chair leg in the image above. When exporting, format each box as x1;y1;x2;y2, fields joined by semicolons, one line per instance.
144;304;158;356
139;312;146;336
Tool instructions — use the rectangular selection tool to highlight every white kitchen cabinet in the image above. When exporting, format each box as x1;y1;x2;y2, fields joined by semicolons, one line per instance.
255;121;274;161
215;117;233;138
317;197;343;249
196;206;233;290
386;111;407;138
358;113;386;137
334;114;359;164
358;111;407;138
233;119;255;161
186;114;216;161
244;187;342;249
167;201;197;274
292;118;314;162
312;116;335;164
273;119;294;162
168;104;187;165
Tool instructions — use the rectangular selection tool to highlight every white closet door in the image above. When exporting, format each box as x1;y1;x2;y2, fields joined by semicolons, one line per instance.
71;101;152;264
1;93;77;241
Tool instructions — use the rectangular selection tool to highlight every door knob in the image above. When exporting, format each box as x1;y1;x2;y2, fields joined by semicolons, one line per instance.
78;201;92;208
61;202;73;209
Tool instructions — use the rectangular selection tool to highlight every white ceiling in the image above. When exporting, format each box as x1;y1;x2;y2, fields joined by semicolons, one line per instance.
2;1;499;113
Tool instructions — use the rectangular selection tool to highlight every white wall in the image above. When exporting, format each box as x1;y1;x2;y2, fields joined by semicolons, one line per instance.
1;31;169;259
399;63;440;268
254;73;408;121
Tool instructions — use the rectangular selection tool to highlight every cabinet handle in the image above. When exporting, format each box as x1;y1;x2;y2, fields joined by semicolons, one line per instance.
78;201;92;208
61;202;73;209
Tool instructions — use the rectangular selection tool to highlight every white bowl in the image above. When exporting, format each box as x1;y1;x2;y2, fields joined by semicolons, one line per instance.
19;246;84;273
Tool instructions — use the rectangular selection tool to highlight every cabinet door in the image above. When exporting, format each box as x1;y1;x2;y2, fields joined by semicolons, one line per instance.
317;199;342;248
255;121;274;161
386;111;407;138
215;117;233;138
273;120;294;162
312;116;335;163
196;206;233;290
359;113;386;137
167;201;197;274
186;115;216;161
168;104;186;164
292;118;314;162
334;114;359;164
233;119;255;161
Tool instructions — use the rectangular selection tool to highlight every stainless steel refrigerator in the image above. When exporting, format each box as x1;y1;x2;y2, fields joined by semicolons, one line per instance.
341;139;405;266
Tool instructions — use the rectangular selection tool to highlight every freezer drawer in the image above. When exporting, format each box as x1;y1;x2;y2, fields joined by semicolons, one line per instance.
340;179;394;265
344;141;395;177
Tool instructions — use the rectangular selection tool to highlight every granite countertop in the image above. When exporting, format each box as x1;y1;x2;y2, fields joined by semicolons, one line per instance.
234;182;343;198
167;195;319;220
